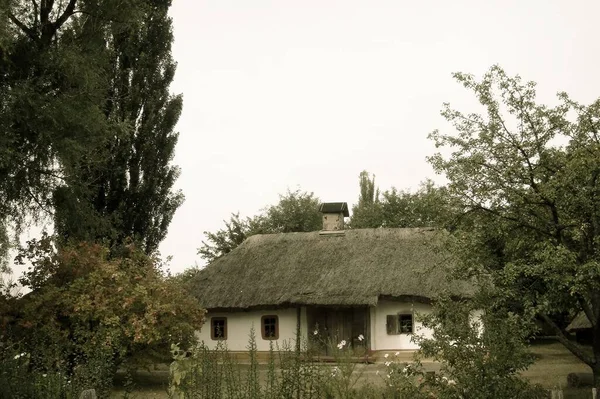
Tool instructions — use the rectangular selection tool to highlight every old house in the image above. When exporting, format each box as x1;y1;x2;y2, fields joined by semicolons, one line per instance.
190;202;471;358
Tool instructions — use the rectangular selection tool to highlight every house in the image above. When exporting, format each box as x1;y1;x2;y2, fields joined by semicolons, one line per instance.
190;202;472;358
566;312;593;344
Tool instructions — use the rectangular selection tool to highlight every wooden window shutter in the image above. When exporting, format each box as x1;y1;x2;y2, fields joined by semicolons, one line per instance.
386;315;398;335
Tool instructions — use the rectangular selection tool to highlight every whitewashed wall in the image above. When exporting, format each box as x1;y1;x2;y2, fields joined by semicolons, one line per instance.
195;308;300;351
371;300;433;351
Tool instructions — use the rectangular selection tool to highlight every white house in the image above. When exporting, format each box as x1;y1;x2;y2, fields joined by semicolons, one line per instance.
190;203;472;359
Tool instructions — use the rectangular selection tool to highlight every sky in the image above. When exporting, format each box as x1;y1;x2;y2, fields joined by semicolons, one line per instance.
18;0;597;278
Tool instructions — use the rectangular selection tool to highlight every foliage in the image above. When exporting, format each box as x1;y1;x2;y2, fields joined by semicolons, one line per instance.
428;65;600;382
1;0;183;259
8;236;205;378
349;171;452;229
0;345;77;399
1;0;117;232
0;339;120;398
53;0;184;253
198;213;255;264
168;332;381;399
414;296;546;399
349;171;383;228
199;189;321;263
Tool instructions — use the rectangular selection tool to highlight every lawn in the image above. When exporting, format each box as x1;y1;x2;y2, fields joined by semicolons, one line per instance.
110;341;596;398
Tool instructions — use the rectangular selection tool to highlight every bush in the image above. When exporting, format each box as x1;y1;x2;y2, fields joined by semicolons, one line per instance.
168;329;380;399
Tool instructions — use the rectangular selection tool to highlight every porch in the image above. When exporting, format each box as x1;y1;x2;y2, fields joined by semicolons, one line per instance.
305;306;371;356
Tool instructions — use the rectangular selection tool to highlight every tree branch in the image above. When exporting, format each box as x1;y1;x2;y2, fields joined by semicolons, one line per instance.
578;296;597;328
53;0;77;31
539;313;595;367
7;13;38;42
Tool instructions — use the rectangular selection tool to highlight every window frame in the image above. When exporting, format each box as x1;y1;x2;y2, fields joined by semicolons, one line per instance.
211;317;228;340
386;312;414;335
261;315;279;340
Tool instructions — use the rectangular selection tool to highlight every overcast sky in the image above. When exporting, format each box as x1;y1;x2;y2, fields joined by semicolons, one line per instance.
154;0;600;273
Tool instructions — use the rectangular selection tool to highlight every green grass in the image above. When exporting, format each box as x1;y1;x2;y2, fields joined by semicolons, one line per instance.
110;341;596;398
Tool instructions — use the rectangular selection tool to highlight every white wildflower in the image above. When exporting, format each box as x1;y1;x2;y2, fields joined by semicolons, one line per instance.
13;352;26;360
313;330;318;335
384;353;389;358
42;374;47;378
384;361;391;367
357;334;364;341
376;370;380;375
331;366;340;377
337;340;347;349
395;351;400;356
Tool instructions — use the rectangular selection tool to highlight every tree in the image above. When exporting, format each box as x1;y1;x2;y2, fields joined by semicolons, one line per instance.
412;294;545;399
1;0;121;233
1;1;182;259
429;65;600;384
198;213;255;264
198;189;321;263
11;235;204;379
53;1;184;253
349;172;451;229
348;171;383;228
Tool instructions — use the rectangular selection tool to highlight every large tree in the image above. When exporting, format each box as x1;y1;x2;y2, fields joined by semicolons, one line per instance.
53;0;183;253
1;0;182;254
1;0;115;248
199;189;321;263
429;65;600;384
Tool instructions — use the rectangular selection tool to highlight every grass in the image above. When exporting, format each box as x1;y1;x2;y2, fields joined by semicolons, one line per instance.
109;341;596;398
522;341;593;399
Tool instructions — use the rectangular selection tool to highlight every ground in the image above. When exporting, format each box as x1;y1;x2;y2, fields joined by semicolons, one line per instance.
109;341;595;398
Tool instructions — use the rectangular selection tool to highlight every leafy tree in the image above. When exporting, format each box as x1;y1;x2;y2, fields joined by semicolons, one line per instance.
198;213;255;264
53;1;183;253
199;189;321;263
10;235;205;376
349;171;383;228
379;180;453;228
2;1;182;258
412;294;546;399
429;65;600;384
261;189;321;233
349;172;451;229
1;0;118;233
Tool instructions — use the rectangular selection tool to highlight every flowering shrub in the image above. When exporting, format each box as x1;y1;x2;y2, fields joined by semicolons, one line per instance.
0;341;77;399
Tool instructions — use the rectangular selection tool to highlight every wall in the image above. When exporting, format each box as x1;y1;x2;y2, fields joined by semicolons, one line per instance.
371;300;433;351
196;308;301;351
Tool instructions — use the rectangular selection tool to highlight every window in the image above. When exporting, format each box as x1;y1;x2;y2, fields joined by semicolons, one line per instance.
211;317;227;340
386;313;413;335
261;315;279;340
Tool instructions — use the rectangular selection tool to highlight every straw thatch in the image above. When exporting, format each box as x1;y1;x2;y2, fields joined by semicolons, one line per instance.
566;312;591;331
190;228;473;310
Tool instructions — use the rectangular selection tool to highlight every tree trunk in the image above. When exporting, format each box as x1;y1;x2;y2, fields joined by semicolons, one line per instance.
593;365;600;388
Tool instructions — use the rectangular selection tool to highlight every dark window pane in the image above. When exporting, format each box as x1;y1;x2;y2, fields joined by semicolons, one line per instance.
399;314;413;333
211;318;227;340
262;316;278;339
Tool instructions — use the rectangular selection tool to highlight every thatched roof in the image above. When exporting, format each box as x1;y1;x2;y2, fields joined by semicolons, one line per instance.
190;228;473;310
566;312;591;331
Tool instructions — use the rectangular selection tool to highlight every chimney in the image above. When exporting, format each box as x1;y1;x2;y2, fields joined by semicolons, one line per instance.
319;202;349;233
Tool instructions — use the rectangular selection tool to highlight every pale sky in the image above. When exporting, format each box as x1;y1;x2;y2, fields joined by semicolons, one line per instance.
159;0;599;272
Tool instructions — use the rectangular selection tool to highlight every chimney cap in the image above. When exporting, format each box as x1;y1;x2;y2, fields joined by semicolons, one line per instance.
319;202;349;217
